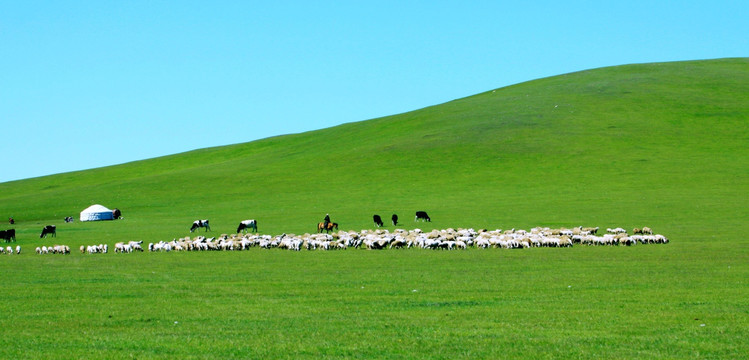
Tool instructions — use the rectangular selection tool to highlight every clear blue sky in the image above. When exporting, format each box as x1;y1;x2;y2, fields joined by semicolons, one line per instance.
2;1;746;182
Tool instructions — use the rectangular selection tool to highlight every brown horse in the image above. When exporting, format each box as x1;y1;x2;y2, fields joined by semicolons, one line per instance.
317;222;338;233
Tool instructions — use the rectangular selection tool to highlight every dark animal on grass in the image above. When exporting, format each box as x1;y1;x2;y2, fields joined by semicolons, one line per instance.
373;215;384;227
8;217;14;225
190;220;211;232
1;229;15;242
415;211;431;222
40;225;56;238
392;214;398;226
317;222;338;233
237;219;258;233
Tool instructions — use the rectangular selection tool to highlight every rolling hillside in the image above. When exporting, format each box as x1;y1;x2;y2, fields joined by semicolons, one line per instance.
1;58;747;242
1;58;747;359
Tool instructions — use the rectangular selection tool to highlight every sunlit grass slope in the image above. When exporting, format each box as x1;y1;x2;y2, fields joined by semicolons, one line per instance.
0;58;747;359
2;58;747;241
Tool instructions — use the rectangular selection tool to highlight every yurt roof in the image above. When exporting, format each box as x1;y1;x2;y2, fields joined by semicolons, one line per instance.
81;204;112;213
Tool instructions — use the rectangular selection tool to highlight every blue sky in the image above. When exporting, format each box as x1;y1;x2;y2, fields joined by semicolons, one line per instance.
2;1;747;182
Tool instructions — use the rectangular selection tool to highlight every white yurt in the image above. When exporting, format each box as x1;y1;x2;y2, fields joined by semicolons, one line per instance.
80;204;115;222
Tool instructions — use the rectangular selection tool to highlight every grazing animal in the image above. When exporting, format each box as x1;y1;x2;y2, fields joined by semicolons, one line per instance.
9;217;14;225
317;222;339;233
64;216;74;223
373;215;384;227
0;229;15;242
392;214;398;226
415;211;431;222
237;219;258;233
40;225;56;238
190;220;211;232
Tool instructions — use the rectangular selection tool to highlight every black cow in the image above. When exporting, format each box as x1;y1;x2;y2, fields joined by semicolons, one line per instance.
40;225;56;238
1;229;15;242
415;211;431;222
392;214;398;226
113;208;122;219
373;214;384;227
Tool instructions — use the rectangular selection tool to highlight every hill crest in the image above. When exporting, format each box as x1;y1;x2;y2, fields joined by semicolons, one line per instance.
1;58;747;238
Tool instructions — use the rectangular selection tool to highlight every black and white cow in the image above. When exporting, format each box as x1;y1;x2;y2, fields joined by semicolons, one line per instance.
1;229;15;242
40;225;56;238
373;215;384;227
415;211;431;222
190;220;211;232
237;219;258;233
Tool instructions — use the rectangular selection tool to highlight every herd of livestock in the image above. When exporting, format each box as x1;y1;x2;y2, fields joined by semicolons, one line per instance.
2;224;669;256
1;211;670;255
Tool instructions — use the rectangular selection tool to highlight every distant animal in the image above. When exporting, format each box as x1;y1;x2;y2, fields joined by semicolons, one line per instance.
373;215;384;227
237;219;258;233
8;217;14;225
64;216;74;223
392;214;398;226
190;220;211;232
40;225;56;238
0;229;15;242
415;211;431;222
113;208;122;219
317;222;338;233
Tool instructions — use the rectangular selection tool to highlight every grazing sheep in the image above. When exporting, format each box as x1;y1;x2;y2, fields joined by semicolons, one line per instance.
128;241;144;252
582;227;599;235
134;224;665;255
607;227;627;234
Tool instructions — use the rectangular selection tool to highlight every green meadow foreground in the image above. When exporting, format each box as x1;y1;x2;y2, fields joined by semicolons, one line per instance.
1;58;747;358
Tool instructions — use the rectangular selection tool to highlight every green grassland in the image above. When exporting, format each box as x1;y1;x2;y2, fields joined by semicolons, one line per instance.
1;58;747;359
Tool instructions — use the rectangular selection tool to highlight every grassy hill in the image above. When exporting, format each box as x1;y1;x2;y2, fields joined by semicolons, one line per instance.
1;58;747;359
2;58;747;241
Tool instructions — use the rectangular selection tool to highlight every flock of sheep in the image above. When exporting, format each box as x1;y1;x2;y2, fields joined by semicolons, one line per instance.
58;225;669;255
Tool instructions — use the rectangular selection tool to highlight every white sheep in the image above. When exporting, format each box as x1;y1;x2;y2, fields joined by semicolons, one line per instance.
128;241;144;252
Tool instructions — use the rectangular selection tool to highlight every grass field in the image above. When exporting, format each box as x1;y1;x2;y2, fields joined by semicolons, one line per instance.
1;58;748;359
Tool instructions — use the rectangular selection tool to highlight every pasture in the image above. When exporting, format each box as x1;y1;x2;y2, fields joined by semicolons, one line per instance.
1;58;748;358
1;239;745;359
